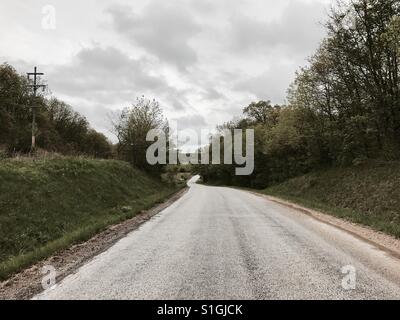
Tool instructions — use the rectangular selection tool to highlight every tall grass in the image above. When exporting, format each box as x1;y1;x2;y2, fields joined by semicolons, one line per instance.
0;157;179;279
262;161;400;238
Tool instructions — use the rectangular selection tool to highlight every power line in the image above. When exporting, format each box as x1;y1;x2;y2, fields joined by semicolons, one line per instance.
27;66;47;152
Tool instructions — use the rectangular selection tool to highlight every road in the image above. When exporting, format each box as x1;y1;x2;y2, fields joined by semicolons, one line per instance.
35;176;400;300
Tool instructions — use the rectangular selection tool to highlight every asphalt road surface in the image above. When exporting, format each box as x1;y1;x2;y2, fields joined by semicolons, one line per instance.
35;176;400;300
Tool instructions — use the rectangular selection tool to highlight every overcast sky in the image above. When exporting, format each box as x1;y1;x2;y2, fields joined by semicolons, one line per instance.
0;0;331;142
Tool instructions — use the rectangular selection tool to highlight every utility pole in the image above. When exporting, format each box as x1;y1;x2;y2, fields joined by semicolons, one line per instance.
27;67;46;152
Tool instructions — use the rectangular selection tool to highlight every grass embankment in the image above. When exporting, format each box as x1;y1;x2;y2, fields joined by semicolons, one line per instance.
0;157;181;280
261;161;400;238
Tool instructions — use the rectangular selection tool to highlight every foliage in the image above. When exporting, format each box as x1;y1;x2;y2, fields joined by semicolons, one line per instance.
0;157;179;279
263;160;400;238
0;64;112;158
200;0;400;188
111;96;169;174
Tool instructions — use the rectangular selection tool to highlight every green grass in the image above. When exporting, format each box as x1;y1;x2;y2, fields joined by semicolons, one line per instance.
260;161;400;238
0;157;180;280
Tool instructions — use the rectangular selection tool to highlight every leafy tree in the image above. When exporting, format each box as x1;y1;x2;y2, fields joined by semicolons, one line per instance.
243;101;281;126
112;96;168;173
204;0;400;189
0;63;112;157
84;130;112;158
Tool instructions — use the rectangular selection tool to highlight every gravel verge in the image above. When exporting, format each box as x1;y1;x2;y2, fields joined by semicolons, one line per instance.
254;193;400;260
0;187;188;300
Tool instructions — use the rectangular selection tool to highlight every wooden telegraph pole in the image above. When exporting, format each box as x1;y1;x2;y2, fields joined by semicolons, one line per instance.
27;67;47;152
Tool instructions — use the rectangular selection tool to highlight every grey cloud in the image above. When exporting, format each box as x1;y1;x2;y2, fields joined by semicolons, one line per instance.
48;46;167;99
166;95;188;111
6;46;192;140
107;2;201;70
173;114;207;130
230;1;326;57
234;62;297;104
204;87;225;101
47;46;190;113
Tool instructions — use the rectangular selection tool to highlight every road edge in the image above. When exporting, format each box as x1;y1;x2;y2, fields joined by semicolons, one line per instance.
0;187;189;300
248;190;400;261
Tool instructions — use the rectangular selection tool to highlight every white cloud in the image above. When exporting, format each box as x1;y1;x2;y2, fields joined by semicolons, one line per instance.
107;2;201;71
0;0;331;143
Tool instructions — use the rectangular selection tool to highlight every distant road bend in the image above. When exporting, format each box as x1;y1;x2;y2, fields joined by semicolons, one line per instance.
36;176;400;299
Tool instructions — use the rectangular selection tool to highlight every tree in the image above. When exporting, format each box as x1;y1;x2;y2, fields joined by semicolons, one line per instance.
112;96;168;172
199;0;400;189
0;63;44;152
0;63;112;157
243;101;280;126
84;130;112;158
45;98;90;153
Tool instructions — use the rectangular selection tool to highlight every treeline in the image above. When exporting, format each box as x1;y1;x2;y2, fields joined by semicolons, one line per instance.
0;63;172;176
0;63;112;158
199;0;400;188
